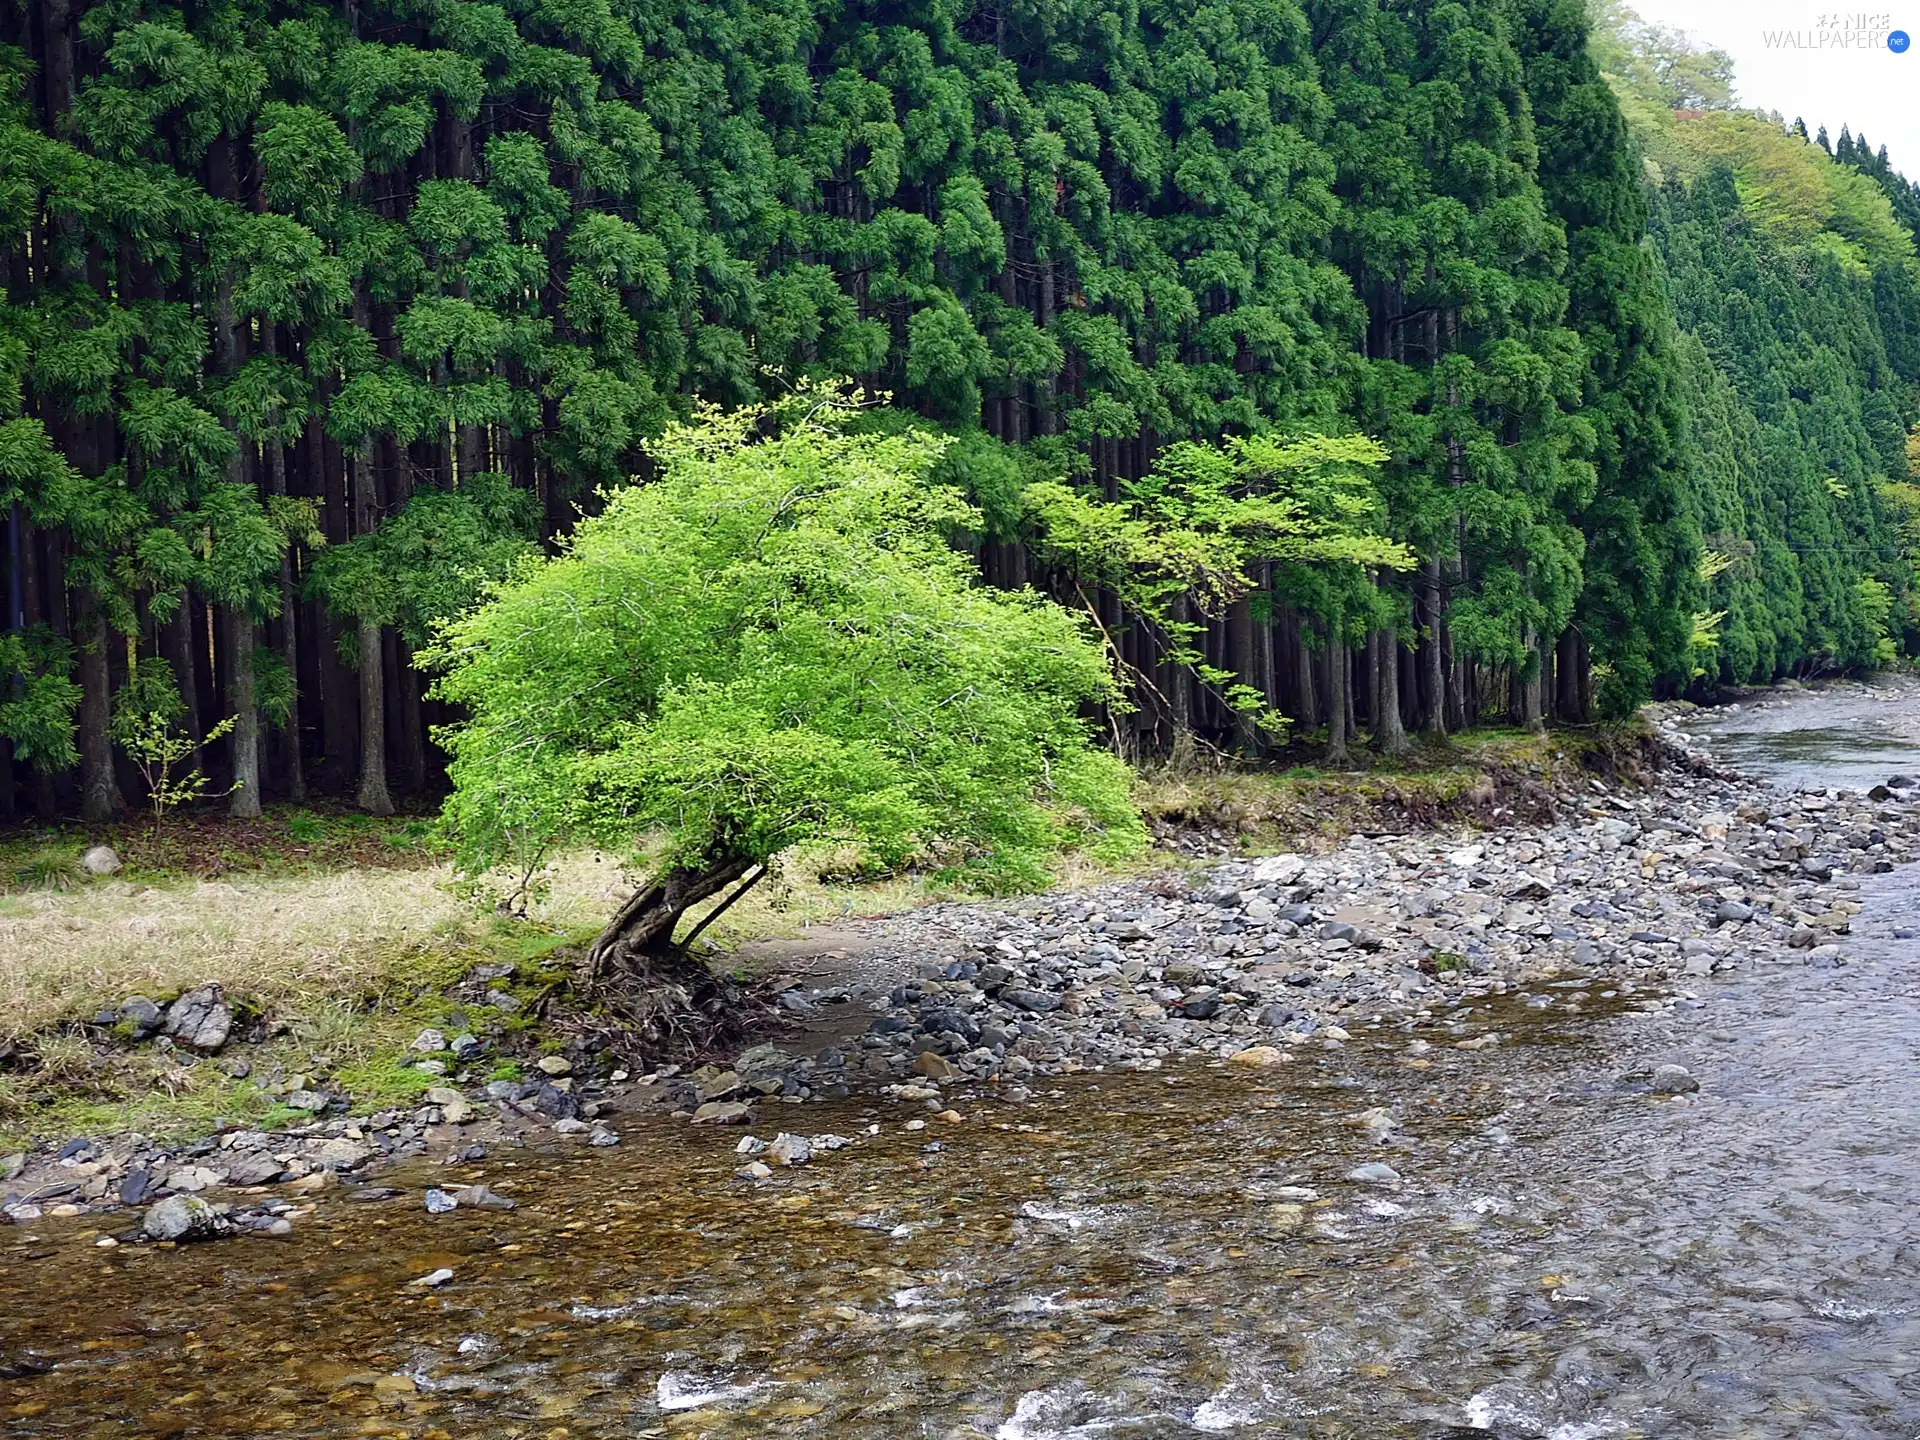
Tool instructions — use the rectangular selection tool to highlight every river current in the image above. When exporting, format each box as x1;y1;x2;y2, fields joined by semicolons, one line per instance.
3;685;1918;1439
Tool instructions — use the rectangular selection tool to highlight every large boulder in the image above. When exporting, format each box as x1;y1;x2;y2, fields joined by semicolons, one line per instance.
163;985;233;1051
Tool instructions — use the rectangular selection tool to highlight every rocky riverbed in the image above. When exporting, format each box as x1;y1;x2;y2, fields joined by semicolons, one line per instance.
6;683;1920;1437
6;693;1918;1234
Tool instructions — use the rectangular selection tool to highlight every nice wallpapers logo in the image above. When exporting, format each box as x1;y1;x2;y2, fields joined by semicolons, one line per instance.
1761;12;1910;48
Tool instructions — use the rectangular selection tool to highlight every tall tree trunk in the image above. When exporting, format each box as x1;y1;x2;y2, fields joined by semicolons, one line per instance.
267;436;306;801
1556;626;1584;722
1375;626;1410;756
1228;595;1258;753
1520;627;1545;732
350;438;393;815
1324;636;1350;764
1166;595;1195;769
77;593;123;822
227;606;261;818
356;617;393;815
1420;555;1447;738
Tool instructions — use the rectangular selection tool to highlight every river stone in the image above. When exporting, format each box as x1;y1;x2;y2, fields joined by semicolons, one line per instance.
143;1194;224;1242
166;1165;223;1193
424;1188;459;1214
223;1154;284;1187
313;1139;372;1171
1003;988;1060;1013
767;1133;813;1167
1228;1045;1289;1068
118;996;164;1040
912;1052;957;1082
1651;1064;1700;1094
81;844;122;876
692;1101;753;1125
1347;1162;1402;1185
1251;854;1308;886
162;985;233;1051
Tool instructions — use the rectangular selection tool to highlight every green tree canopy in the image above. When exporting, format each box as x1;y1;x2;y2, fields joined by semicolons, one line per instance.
428;389;1144;990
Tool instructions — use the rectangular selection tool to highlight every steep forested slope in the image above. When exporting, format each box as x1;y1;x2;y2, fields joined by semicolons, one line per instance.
1595;6;1920;684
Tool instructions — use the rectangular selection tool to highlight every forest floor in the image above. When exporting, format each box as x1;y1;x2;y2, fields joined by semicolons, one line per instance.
0;724;1646;1152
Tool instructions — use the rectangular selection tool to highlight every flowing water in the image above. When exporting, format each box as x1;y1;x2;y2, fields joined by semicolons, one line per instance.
5;688;1920;1440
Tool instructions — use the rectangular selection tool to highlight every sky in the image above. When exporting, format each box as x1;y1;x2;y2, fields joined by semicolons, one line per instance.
1638;0;1920;177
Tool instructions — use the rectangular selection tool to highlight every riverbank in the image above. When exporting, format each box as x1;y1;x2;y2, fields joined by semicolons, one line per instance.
3;702;1915;1230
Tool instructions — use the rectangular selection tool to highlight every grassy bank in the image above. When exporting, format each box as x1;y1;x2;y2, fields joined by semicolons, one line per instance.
0;726;1644;1148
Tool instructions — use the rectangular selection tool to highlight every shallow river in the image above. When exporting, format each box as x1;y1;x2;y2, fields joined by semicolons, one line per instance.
5;689;1920;1440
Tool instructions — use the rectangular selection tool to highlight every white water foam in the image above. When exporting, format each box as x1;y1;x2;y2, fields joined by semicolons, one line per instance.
654;1371;766;1412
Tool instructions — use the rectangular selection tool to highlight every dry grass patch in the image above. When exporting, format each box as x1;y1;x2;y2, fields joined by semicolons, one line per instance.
0;861;617;1043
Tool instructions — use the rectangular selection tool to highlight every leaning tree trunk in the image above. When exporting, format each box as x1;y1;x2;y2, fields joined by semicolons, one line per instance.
227;606;261;818
588;858;758;980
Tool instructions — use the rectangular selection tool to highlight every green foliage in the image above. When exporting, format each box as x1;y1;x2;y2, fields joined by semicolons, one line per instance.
429;390;1144;895
0;628;81;772
110;657;234;827
309;472;536;643
1023;433;1412;727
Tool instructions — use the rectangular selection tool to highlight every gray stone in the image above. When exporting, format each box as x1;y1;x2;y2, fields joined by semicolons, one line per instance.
1002;988;1060;1013
588;1126;621;1147
691;1101;753;1125
312;1139;371;1171
162;985;233;1052
423;1188;459;1214
766;1133;813;1167
410;1028;448;1053
118;997;164;1040
1347;1162;1402;1185
453;1184;515;1210
451;1033;485;1061
0;1153;23;1183
143;1194;225;1243
1714;900;1753;925
81;844;122;876
223;1154;285;1187
1650;1063;1699;1095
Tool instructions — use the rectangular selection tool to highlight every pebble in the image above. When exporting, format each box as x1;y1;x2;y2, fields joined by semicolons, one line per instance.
1348;1162;1402;1185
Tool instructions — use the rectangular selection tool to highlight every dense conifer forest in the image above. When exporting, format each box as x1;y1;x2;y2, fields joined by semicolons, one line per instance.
1;0;1916;823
